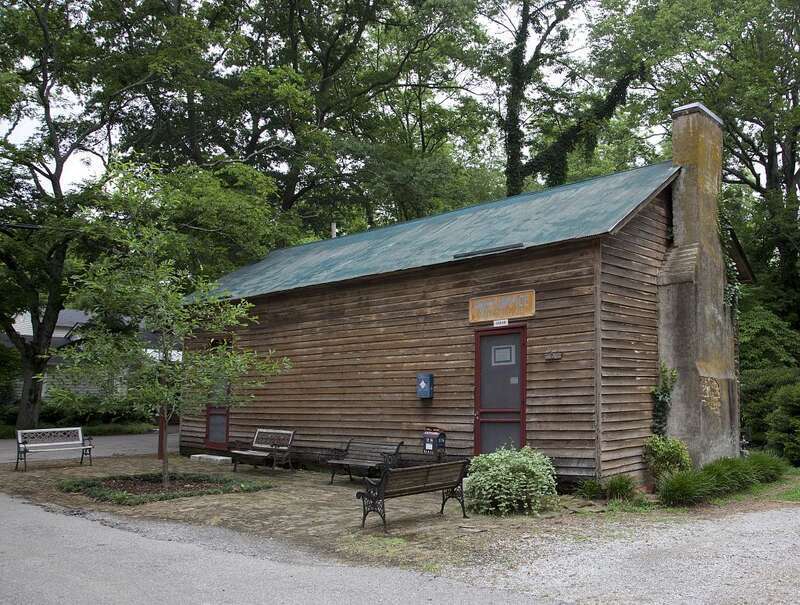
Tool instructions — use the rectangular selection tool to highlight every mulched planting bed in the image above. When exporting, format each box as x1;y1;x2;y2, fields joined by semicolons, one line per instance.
58;472;271;505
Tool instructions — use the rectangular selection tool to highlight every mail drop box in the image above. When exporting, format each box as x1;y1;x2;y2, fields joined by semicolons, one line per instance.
416;372;433;399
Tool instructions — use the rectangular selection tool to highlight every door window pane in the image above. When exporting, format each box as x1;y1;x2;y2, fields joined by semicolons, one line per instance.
480;422;521;452
480;333;522;409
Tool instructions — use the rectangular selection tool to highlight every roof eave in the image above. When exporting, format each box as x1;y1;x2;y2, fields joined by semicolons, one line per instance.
608;166;681;236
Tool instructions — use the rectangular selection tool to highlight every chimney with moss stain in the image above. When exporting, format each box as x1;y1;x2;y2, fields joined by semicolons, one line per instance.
658;102;740;465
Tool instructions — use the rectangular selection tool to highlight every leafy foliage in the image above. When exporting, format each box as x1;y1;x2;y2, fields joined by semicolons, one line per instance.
738;304;800;449
651;362;677;435
465;446;558;515
643;435;693;481
765;383;800;465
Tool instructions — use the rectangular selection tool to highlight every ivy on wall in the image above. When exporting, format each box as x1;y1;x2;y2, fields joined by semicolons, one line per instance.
718;206;742;317
652;362;678;435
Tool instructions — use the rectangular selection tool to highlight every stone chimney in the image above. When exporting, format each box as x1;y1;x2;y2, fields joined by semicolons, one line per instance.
658;102;739;465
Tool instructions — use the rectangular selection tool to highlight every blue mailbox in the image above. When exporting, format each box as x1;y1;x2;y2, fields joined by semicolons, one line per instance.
416;372;434;399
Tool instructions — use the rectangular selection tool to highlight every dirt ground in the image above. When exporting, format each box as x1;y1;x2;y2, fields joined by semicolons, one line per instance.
2;454;799;572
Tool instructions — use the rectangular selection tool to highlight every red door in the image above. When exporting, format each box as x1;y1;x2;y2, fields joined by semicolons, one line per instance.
474;326;526;454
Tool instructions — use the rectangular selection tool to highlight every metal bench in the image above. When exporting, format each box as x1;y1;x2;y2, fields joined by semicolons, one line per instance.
15;427;93;472
356;460;469;530
230;428;295;471
327;439;403;484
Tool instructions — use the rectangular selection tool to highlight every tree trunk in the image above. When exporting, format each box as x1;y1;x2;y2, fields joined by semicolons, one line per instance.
159;405;170;489
15;356;47;430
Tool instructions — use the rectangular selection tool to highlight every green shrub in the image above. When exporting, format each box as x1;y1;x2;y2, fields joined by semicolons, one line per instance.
643;435;693;481
575;479;604;500
658;469;714;506
465;446;558;515
746;451;791;482
701;457;758;496
658;454;790;506
603;475;637;501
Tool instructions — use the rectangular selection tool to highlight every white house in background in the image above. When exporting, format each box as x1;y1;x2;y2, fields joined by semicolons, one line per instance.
1;310;96;402
1;309;176;404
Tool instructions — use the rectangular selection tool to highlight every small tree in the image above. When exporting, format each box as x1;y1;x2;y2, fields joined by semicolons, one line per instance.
50;229;289;487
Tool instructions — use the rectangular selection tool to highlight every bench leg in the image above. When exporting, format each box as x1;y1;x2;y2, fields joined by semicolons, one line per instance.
233;457;238;472
15;451;24;472
329;467;336;484
441;486;469;518
359;495;386;530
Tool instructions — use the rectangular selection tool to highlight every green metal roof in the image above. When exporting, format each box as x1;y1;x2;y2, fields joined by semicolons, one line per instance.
215;161;680;300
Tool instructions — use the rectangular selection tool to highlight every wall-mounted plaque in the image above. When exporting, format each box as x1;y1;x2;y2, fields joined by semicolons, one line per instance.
469;290;536;323
544;351;562;361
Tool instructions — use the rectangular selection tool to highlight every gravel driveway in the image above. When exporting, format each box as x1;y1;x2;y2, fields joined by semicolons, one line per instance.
455;505;800;603
2;489;800;604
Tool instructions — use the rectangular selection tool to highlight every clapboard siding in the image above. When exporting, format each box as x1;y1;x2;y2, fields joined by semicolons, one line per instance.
599;193;671;477
181;241;599;477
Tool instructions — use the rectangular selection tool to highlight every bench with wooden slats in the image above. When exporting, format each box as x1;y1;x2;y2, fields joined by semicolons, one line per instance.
327;439;403;484
15;427;93;472
230;428;295;471
356;460;469;530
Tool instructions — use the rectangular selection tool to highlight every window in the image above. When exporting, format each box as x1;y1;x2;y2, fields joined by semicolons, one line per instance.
205;406;229;450
491;344;516;366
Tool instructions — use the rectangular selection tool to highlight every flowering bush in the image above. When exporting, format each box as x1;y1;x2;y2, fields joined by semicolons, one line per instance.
465;446;558;515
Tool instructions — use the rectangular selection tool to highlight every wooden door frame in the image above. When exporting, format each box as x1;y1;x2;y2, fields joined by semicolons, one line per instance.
204;405;230;450
473;324;527;454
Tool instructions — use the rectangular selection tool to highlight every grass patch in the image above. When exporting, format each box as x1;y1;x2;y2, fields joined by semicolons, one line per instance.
605;494;654;513
776;486;800;502
58;472;270;505
337;535;411;560
1;422;157;439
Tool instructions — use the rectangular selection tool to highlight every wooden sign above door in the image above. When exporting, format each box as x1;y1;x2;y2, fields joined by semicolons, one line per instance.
469;290;536;323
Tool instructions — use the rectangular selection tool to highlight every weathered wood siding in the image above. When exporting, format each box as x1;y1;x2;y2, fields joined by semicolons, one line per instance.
598;193;671;477
181;241;600;477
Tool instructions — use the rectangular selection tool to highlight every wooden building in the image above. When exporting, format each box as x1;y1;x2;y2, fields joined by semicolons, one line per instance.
181;103;752;479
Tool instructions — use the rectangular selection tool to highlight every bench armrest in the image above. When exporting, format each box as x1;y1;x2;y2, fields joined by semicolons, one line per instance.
329;447;347;460
381;452;399;467
228;440;250;451
83;435;94;445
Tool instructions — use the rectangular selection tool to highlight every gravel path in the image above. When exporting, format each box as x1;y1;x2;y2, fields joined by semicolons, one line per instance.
2;490;799;604
0;493;531;605
455;505;800;603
